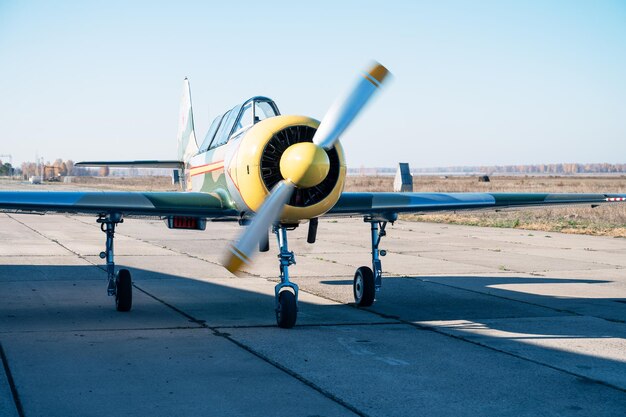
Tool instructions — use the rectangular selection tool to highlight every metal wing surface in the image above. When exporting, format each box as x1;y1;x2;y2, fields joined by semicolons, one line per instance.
75;160;184;168
328;192;626;217
0;191;238;219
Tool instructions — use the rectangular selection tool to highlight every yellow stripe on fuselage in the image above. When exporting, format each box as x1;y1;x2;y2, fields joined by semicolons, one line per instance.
189;161;225;177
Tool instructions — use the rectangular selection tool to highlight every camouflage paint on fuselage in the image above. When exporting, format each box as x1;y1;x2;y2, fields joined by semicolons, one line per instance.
187;142;237;211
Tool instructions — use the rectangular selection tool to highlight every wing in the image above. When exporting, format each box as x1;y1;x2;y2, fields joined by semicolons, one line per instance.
0;191;238;219
328;192;626;218
75;160;184;168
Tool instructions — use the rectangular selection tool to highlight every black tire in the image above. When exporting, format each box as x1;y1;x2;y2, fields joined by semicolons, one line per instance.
353;266;375;307
276;290;297;328
115;269;132;312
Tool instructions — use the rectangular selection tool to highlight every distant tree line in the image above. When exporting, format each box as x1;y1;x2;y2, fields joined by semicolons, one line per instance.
349;163;626;176
410;163;626;175
18;158;115;178
19;158;108;178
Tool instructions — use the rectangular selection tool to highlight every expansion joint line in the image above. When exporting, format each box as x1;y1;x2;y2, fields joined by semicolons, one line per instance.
131;284;369;417
0;343;25;417
343;276;626;395
6;214;95;267
265;271;626;395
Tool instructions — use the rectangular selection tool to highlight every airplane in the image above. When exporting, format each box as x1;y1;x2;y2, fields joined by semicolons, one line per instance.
1;62;625;328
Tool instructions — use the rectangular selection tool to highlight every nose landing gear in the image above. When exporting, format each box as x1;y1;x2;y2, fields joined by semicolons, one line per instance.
273;224;298;328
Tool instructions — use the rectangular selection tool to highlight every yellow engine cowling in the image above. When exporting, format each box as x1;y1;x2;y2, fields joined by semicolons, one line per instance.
232;115;346;223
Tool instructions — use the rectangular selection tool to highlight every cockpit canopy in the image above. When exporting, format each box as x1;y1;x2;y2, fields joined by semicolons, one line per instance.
199;97;280;153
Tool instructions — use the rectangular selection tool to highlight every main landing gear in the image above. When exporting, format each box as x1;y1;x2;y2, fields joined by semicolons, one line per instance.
273;224;299;328
353;219;388;307
98;213;132;312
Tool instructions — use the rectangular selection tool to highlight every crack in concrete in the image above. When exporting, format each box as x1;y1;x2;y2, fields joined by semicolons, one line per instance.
0;343;24;417
6;214;99;270
132;284;369;417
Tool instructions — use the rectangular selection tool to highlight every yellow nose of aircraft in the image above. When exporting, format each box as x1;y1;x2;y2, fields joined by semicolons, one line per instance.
279;142;330;188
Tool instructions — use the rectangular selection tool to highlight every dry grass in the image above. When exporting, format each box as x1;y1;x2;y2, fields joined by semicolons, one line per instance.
64;176;178;191
346;175;626;237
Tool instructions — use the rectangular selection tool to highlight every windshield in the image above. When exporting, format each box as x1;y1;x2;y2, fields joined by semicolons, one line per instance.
254;101;277;122
209;105;240;149
199;114;224;152
233;102;253;134
205;98;280;150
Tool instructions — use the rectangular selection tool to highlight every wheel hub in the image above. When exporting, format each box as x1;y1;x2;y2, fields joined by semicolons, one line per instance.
355;276;363;300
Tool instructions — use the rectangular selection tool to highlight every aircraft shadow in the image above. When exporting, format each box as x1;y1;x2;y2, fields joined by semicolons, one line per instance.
321;275;624;333
1;264;625;392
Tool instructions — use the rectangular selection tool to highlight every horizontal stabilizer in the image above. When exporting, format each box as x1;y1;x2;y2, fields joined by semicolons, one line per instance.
75;160;184;169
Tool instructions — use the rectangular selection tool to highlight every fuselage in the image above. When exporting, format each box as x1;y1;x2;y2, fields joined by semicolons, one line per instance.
184;96;346;223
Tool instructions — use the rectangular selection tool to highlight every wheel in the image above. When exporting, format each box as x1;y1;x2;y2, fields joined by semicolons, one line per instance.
115;269;132;312
276;290;297;328
353;266;375;307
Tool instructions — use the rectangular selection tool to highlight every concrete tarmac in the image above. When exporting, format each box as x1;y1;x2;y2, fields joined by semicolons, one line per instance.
1;212;625;416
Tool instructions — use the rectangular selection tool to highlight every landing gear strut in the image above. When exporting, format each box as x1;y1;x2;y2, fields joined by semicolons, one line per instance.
273;224;298;328
98;213;132;312
353;219;388;307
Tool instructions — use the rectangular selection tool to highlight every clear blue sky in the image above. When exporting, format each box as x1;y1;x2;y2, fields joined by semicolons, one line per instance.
1;0;625;168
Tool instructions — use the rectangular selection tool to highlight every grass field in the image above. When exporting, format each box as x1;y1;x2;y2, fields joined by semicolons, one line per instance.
66;176;178;191
2;174;625;237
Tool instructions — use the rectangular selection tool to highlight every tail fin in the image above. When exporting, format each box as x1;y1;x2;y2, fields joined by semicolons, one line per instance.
177;78;199;162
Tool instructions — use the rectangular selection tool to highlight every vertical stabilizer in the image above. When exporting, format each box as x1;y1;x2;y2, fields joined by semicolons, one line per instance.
177;78;199;162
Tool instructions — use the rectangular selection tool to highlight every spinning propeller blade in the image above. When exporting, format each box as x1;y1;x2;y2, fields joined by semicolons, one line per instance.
223;180;294;274
313;62;390;150
222;62;390;275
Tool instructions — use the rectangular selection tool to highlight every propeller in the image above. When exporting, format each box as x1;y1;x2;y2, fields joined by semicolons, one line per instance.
313;62;390;150
223;180;294;274
223;62;390;274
